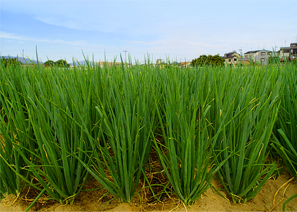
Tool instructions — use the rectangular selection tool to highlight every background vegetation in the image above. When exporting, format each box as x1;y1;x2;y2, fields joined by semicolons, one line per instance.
190;54;225;66
44;59;70;67
0;57;22;67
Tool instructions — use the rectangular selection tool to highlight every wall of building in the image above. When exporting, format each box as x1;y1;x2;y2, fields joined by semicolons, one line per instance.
254;51;270;65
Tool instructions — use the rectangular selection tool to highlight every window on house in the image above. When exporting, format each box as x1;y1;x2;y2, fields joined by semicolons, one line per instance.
261;52;266;55
261;58;265;63
229;59;231;62
234;58;237;61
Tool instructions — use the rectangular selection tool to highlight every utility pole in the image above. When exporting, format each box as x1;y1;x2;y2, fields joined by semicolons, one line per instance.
22;49;24;57
123;50;128;64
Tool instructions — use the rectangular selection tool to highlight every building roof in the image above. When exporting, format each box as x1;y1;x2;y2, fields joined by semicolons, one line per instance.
224;51;240;59
279;47;291;53
244;49;272;54
244;50;258;54
180;62;191;66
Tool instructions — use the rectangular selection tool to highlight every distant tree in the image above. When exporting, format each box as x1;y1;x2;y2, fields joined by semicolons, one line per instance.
211;55;225;66
44;60;54;67
54;59;70;67
191;55;207;66
0;57;22;67
191;54;224;67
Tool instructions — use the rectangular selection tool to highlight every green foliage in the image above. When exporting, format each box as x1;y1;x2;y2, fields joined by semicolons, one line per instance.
269;55;280;64
0;57;22;67
191;54;224;67
43;59;70;67
272;65;297;179
54;59;70;67
44;60;54;67
1;60;297;208
210;67;281;203
78;68;159;202
152;69;220;205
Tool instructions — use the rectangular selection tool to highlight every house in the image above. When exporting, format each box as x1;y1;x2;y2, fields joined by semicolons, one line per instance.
290;43;297;59
156;59;163;64
224;51;241;66
278;47;291;62
154;59;167;68
244;50;272;65
238;58;251;66
180;61;191;67
272;43;297;62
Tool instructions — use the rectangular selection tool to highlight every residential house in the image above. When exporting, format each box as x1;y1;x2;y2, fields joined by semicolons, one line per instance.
156;59;163;64
155;59;167;67
290;43;297;60
180;61;191;67
238;58;251;66
243;50;272;65
224;51;241;66
278;47;291;62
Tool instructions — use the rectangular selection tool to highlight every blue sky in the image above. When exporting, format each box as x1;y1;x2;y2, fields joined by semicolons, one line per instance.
0;0;296;64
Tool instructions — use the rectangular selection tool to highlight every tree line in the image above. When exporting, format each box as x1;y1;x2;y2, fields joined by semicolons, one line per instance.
44;59;70;67
0;57;22;67
191;54;225;67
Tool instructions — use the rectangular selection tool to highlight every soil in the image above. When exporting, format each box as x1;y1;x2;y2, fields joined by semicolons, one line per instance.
1;172;297;212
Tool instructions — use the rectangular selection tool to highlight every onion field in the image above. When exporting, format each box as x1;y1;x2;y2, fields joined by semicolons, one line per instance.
0;61;296;211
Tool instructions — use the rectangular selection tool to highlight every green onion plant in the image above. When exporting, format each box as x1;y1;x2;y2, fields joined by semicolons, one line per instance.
210;66;281;203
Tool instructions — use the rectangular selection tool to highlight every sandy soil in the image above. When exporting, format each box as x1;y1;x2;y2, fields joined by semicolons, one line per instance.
1;172;296;212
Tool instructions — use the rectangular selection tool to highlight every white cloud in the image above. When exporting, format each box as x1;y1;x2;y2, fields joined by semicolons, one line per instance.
0;31;27;40
0;31;87;46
